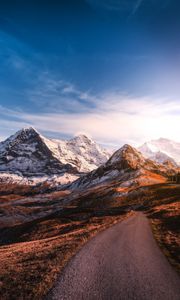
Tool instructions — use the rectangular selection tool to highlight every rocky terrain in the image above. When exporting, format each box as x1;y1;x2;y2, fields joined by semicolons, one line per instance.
71;144;178;190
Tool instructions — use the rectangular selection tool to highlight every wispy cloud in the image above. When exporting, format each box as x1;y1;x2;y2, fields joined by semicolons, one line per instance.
25;72;96;113
0;31;95;114
86;0;144;14
132;0;144;15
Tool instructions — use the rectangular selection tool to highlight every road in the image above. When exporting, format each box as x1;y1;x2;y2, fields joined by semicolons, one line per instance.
47;213;180;300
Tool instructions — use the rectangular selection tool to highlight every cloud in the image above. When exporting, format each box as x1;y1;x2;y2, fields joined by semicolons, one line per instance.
25;72;96;113
0;92;180;148
0;30;179;147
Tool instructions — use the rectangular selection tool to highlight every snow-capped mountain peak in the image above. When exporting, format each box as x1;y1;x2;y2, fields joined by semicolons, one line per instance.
0;127;40;156
139;138;180;165
0;127;75;177
71;134;94;144
50;133;111;173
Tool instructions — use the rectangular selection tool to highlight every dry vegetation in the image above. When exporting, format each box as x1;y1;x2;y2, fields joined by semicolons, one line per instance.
146;185;180;273
0;181;53;203
0;189;132;300
0;180;179;299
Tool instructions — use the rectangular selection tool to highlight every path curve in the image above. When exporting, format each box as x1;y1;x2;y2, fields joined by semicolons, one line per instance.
47;212;180;300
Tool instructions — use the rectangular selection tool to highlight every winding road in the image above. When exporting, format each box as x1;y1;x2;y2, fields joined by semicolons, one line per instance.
47;213;180;300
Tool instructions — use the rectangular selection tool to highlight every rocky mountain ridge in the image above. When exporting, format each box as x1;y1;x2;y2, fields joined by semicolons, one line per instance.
0;127;110;178
71;144;178;190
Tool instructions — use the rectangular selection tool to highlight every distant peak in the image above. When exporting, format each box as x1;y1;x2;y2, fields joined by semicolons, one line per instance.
71;134;93;143
144;137;173;145
75;133;92;139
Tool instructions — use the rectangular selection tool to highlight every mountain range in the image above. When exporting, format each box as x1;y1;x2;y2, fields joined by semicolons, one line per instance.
0;127;110;185
0;128;179;188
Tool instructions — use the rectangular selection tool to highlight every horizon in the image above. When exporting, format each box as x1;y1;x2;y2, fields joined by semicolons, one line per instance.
0;1;180;146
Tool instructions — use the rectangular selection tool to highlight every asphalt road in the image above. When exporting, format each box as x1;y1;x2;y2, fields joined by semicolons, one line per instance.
47;213;180;300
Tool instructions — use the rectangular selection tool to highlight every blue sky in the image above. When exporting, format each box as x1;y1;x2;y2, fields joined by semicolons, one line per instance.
0;0;180;147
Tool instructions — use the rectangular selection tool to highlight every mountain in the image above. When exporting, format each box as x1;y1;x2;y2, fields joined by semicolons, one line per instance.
139;138;180;165
0;127;76;177
43;134;110;173
0;127;110;177
148;151;177;167
71;144;176;190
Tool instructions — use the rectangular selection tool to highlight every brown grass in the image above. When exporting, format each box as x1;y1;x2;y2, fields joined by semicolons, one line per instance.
0;181;54;198
0;202;132;300
148;200;180;273
0;180;179;299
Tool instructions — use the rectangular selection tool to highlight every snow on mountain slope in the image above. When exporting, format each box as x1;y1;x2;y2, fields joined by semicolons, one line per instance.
0;128;111;178
148;151;177;166
0;172;79;188
44;134;110;173
139;138;180;165
71;144;176;190
0;127;76;176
